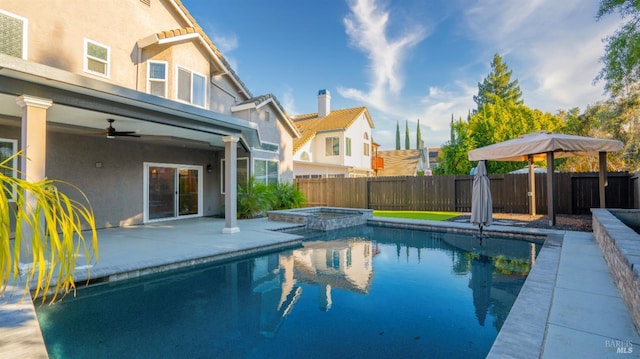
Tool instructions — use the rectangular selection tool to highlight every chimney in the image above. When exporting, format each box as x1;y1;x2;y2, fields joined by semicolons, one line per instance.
318;89;331;118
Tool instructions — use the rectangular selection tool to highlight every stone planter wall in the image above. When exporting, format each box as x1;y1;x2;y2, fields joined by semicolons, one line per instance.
592;208;640;333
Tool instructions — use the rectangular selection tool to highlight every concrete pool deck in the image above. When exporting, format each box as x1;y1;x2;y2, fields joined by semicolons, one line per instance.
1;216;639;358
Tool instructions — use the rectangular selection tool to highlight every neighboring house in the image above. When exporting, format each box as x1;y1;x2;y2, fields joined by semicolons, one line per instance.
427;147;441;170
0;0;298;232
292;90;375;178
376;148;430;176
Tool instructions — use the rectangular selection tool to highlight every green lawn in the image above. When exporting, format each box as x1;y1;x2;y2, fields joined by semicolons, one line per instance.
373;210;460;221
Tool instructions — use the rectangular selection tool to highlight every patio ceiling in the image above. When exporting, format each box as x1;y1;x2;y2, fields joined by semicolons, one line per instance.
0;54;261;150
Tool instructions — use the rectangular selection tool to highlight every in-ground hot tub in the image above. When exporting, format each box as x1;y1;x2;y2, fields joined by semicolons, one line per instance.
267;207;373;231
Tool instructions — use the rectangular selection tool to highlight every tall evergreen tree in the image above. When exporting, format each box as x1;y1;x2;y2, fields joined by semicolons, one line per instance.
405;120;410;150
473;54;523;111
395;121;401;150
450;114;455;143
416;119;423;149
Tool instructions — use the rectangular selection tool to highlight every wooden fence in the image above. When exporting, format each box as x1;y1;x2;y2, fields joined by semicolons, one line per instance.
294;172;632;215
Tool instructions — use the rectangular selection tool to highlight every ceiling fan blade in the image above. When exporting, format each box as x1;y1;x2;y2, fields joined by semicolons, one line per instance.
104;119;140;138
114;131;141;137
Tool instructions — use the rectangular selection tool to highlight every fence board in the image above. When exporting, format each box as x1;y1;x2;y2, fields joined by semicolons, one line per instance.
294;172;631;214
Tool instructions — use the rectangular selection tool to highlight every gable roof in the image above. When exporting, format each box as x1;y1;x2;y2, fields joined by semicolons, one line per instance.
291;107;371;152
376;149;424;176
136;1;253;99
231;94;300;138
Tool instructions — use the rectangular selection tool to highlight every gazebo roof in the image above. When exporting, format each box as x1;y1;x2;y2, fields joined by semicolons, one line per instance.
468;131;623;162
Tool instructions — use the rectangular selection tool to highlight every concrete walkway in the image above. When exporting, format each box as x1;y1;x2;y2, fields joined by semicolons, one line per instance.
542;231;640;358
1;217;639;358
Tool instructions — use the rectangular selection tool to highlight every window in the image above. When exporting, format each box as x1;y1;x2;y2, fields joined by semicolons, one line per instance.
364;132;369;140
177;67;206;107
325;137;339;156
0;138;17;178
254;142;279;153
300;152;310;161
84;39;110;77
0;10;27;59
221;157;249;194
147;61;167;97
254;159;278;185
346;137;352;156
363;142;370;156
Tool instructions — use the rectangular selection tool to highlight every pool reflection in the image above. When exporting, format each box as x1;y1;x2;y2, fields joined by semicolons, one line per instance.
36;226;539;359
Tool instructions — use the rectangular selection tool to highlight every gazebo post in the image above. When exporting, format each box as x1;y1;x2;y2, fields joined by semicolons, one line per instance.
528;156;536;215
546;152;556;226
599;151;607;208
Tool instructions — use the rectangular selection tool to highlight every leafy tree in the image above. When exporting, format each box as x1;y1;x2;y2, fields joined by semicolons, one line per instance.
405;120;410;150
437;100;563;174
1;154;98;303
395;121;401;150
596;0;640;96
473;54;523;111
435;117;473;175
416;119;423;149
469;99;563;173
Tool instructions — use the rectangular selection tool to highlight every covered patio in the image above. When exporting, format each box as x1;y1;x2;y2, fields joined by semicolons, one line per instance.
0;54;260;233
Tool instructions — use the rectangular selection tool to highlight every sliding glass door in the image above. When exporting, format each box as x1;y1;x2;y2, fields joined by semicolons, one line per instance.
145;163;202;222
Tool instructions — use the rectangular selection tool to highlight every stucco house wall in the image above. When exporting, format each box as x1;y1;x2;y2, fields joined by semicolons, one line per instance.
0;0;296;229
342;113;372;169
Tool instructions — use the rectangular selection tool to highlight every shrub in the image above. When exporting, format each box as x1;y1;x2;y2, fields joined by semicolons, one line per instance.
270;182;307;210
237;177;275;219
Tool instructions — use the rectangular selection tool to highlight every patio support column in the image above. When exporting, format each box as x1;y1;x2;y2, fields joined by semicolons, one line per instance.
16;95;53;264
546;152;556;226
599;151;607;208
528;156;536;215
222;135;240;234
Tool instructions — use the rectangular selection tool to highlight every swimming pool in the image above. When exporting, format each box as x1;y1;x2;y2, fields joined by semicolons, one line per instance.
35;225;540;358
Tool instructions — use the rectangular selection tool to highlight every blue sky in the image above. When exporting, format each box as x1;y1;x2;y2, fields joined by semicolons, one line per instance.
182;0;621;150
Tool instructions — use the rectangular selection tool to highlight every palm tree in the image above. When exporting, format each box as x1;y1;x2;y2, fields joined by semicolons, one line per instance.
1;153;98;303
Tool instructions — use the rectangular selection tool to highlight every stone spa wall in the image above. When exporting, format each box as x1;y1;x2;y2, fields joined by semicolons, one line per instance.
592;208;640;333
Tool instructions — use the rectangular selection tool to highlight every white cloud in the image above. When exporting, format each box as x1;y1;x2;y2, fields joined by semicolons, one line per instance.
462;0;620;112
339;0;427;111
281;86;299;116
212;33;238;53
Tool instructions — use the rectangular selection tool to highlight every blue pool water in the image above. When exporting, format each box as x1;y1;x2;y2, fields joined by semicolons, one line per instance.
36;225;540;358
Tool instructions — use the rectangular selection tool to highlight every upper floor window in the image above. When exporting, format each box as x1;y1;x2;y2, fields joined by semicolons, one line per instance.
177;67;206;107
363;142;370;156
346;137;352;157
257;142;279;153
300;152;310;161
364;132;369;140
84;39;110;77
147;61;167;97
0;10;27;59
325;137;339;156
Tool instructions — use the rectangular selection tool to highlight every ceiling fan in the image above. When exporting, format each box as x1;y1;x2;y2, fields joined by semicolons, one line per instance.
105;119;140;139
